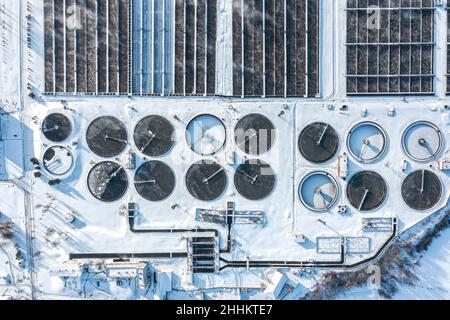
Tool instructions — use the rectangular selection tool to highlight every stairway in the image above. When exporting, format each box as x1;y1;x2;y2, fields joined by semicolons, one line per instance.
188;236;218;274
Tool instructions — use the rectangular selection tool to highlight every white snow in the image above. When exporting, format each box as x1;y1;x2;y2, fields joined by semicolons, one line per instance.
0;182;29;299
0;0;449;300
394;228;450;300
0;0;20;101
336;225;450;300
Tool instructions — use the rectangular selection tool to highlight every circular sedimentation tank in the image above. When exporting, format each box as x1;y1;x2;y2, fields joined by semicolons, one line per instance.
87;161;128;202
401;170;442;211
43;146;74;176
134;116;175;157
346;171;387;212
86;116;128;158
42;113;72;142
186;114;226;155
186;161;227;201
299;171;340;212
234;114;275;155
234;159;276;200
299;122;339;163
134;161;175;202
402;121;444;163
347;121;388;163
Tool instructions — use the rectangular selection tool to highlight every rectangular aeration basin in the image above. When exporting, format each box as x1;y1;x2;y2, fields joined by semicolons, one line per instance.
44;0;130;95
131;0;217;95
231;0;320;97
346;0;435;95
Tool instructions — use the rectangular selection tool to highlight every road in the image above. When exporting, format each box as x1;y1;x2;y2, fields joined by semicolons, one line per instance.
17;0;37;300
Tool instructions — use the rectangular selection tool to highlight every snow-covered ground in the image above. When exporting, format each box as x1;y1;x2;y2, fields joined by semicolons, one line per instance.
334;223;450;300
394;228;450;300
1;0;450;300
0;0;21;103
0;182;30;299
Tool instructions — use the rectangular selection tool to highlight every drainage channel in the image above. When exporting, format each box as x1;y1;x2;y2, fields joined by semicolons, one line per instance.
70;204;397;273
69;203;232;260
219;218;397;271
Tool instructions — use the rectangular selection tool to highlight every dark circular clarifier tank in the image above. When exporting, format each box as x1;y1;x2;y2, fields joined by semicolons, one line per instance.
134;116;175;157
87;116;128;158
234;114;275;155
401;170;442;211
186;161;227;201
88;162;128;202
42;113;72;142
234;159;276;200
346;171;387;212
299;122;339;163
134;161;175;202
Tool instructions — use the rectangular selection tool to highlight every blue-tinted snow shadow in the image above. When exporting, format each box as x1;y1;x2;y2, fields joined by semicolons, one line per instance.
0;108;34;178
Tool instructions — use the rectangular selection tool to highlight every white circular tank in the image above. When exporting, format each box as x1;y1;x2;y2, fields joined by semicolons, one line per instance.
347;121;388;163
299;171;340;212
43;146;74;176
402;121;444;163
